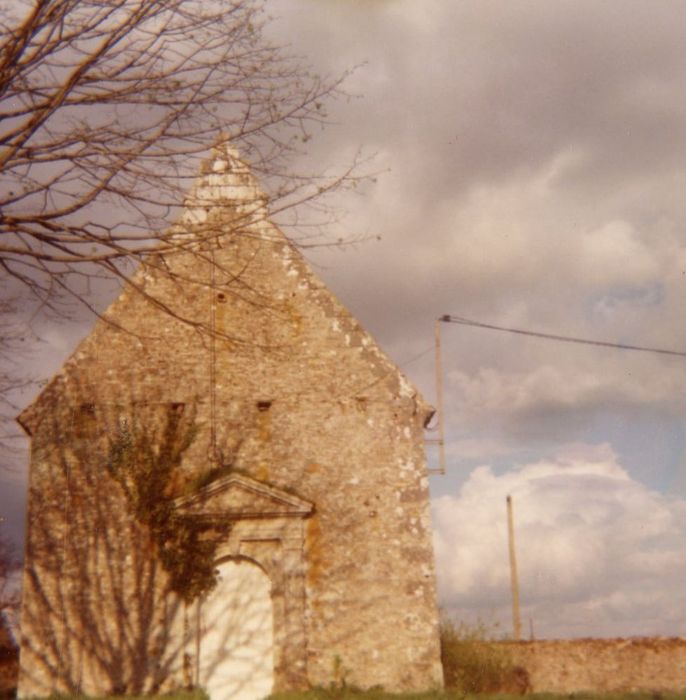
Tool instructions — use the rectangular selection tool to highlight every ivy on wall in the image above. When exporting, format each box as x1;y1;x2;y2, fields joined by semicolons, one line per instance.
107;403;230;603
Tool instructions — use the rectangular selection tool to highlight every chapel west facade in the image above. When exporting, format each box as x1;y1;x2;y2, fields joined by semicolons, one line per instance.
17;145;443;698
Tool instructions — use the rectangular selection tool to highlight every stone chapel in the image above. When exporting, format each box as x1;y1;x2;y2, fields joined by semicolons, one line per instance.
16;144;443;699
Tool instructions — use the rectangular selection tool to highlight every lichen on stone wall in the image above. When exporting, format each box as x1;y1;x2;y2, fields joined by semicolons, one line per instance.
18;143;445;695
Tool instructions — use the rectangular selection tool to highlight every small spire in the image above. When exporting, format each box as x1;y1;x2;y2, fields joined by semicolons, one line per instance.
207;138;251;175
178;140;268;229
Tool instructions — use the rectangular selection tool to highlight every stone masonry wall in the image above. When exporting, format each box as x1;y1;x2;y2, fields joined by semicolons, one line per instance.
502;638;686;693
18;404;189;696
18;145;444;696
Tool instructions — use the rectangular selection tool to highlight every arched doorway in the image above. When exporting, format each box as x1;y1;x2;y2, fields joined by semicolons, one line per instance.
198;558;274;700
177;474;313;690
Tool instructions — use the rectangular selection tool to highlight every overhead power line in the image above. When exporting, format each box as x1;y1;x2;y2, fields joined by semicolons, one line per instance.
440;314;686;358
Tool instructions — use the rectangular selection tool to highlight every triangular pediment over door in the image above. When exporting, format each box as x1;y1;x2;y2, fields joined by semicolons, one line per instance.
175;472;313;520
176;472;313;692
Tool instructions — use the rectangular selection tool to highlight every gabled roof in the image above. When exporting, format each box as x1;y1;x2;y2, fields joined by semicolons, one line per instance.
175;473;313;520
17;141;432;433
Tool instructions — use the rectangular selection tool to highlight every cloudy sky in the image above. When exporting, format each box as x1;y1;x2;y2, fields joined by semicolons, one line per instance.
5;0;686;640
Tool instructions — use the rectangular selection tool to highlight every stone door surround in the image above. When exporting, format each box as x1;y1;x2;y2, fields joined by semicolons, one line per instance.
176;473;314;690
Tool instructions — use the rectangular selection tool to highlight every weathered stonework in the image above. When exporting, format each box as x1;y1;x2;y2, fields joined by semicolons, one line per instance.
502;638;686;693
17;145;444;697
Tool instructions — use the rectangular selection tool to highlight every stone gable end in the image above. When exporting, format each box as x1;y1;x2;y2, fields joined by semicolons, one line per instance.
17;143;443;698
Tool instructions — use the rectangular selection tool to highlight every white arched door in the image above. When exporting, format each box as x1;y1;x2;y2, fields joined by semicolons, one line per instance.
199;559;274;700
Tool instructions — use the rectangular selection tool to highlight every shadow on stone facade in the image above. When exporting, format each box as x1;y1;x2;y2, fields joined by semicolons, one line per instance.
0;612;17;699
17;392;213;695
16;145;445;692
18;387;314;697
197;557;274;700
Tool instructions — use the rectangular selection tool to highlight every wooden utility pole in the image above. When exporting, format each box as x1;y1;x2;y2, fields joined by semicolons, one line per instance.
434;318;446;474
506;494;522;640
426;318;447;475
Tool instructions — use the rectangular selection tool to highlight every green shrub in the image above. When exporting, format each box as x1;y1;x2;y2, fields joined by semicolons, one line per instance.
106;405;230;603
440;619;529;694
27;692;209;700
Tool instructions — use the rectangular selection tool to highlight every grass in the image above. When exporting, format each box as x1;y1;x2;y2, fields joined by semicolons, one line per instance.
266;693;686;700
439;619;528;694
11;618;686;700
20;692;208;700
13;691;686;700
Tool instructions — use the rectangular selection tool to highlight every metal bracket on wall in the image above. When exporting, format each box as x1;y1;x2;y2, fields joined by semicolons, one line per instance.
425;317;447;475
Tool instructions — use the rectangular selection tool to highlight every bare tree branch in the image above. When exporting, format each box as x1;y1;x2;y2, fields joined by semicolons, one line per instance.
0;295;37;453
0;0;365;309
0;519;20;616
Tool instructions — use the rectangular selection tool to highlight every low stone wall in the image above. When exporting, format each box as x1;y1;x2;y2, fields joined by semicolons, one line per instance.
500;637;686;694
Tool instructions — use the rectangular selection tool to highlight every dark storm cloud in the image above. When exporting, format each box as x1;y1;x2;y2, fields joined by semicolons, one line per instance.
269;1;686;364
4;0;686;636
276;1;686;197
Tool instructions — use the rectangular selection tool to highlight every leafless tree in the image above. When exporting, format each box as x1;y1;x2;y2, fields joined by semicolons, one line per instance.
0;0;361;314
0;297;36;454
0;523;19;619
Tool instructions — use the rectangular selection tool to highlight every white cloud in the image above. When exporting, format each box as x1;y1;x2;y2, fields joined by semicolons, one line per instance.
446;361;686;427
6;0;686;643
432;444;686;638
580;220;660;287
